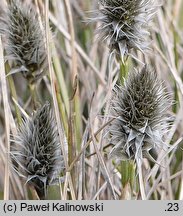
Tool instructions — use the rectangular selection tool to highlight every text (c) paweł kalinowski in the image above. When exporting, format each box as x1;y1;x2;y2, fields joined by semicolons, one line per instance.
20;203;104;212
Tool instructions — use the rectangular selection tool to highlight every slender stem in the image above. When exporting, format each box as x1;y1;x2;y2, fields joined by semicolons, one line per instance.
137;160;146;200
28;82;38;110
5;63;22;125
64;0;82;151
55;82;68;133
52;43;69;116
119;59;128;84
0;36;10;200
120;160;136;199
46;0;68;166
68;99;76;193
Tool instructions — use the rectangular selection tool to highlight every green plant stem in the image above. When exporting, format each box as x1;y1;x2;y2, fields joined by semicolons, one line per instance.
120;160;136;199
119;60;128;84
52;42;69;117
5;63;22;125
74;89;82;150
55;82;68;133
28;82;39;110
67;79;79;193
68;100;76;192
173;26;179;113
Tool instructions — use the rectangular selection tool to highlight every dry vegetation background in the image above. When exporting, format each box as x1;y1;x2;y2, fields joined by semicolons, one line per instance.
0;0;183;200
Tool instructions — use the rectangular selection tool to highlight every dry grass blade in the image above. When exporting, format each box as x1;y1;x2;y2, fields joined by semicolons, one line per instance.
45;0;73;200
45;0;68;166
0;36;10;200
67;118;115;172
89;121;117;200
0;0;183;200
63;0;77;81
49;12;106;86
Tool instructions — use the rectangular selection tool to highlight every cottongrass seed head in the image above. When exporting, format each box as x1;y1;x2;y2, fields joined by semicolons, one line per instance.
109;67;172;163
11;102;64;199
1;0;47;82
93;0;158;61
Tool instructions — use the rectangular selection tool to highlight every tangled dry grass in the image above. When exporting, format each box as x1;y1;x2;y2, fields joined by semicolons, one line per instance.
0;0;183;200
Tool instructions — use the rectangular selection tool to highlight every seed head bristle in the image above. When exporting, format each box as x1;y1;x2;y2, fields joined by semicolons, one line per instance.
11;102;64;199
1;0;47;82
92;0;158;60
109;67;172;161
